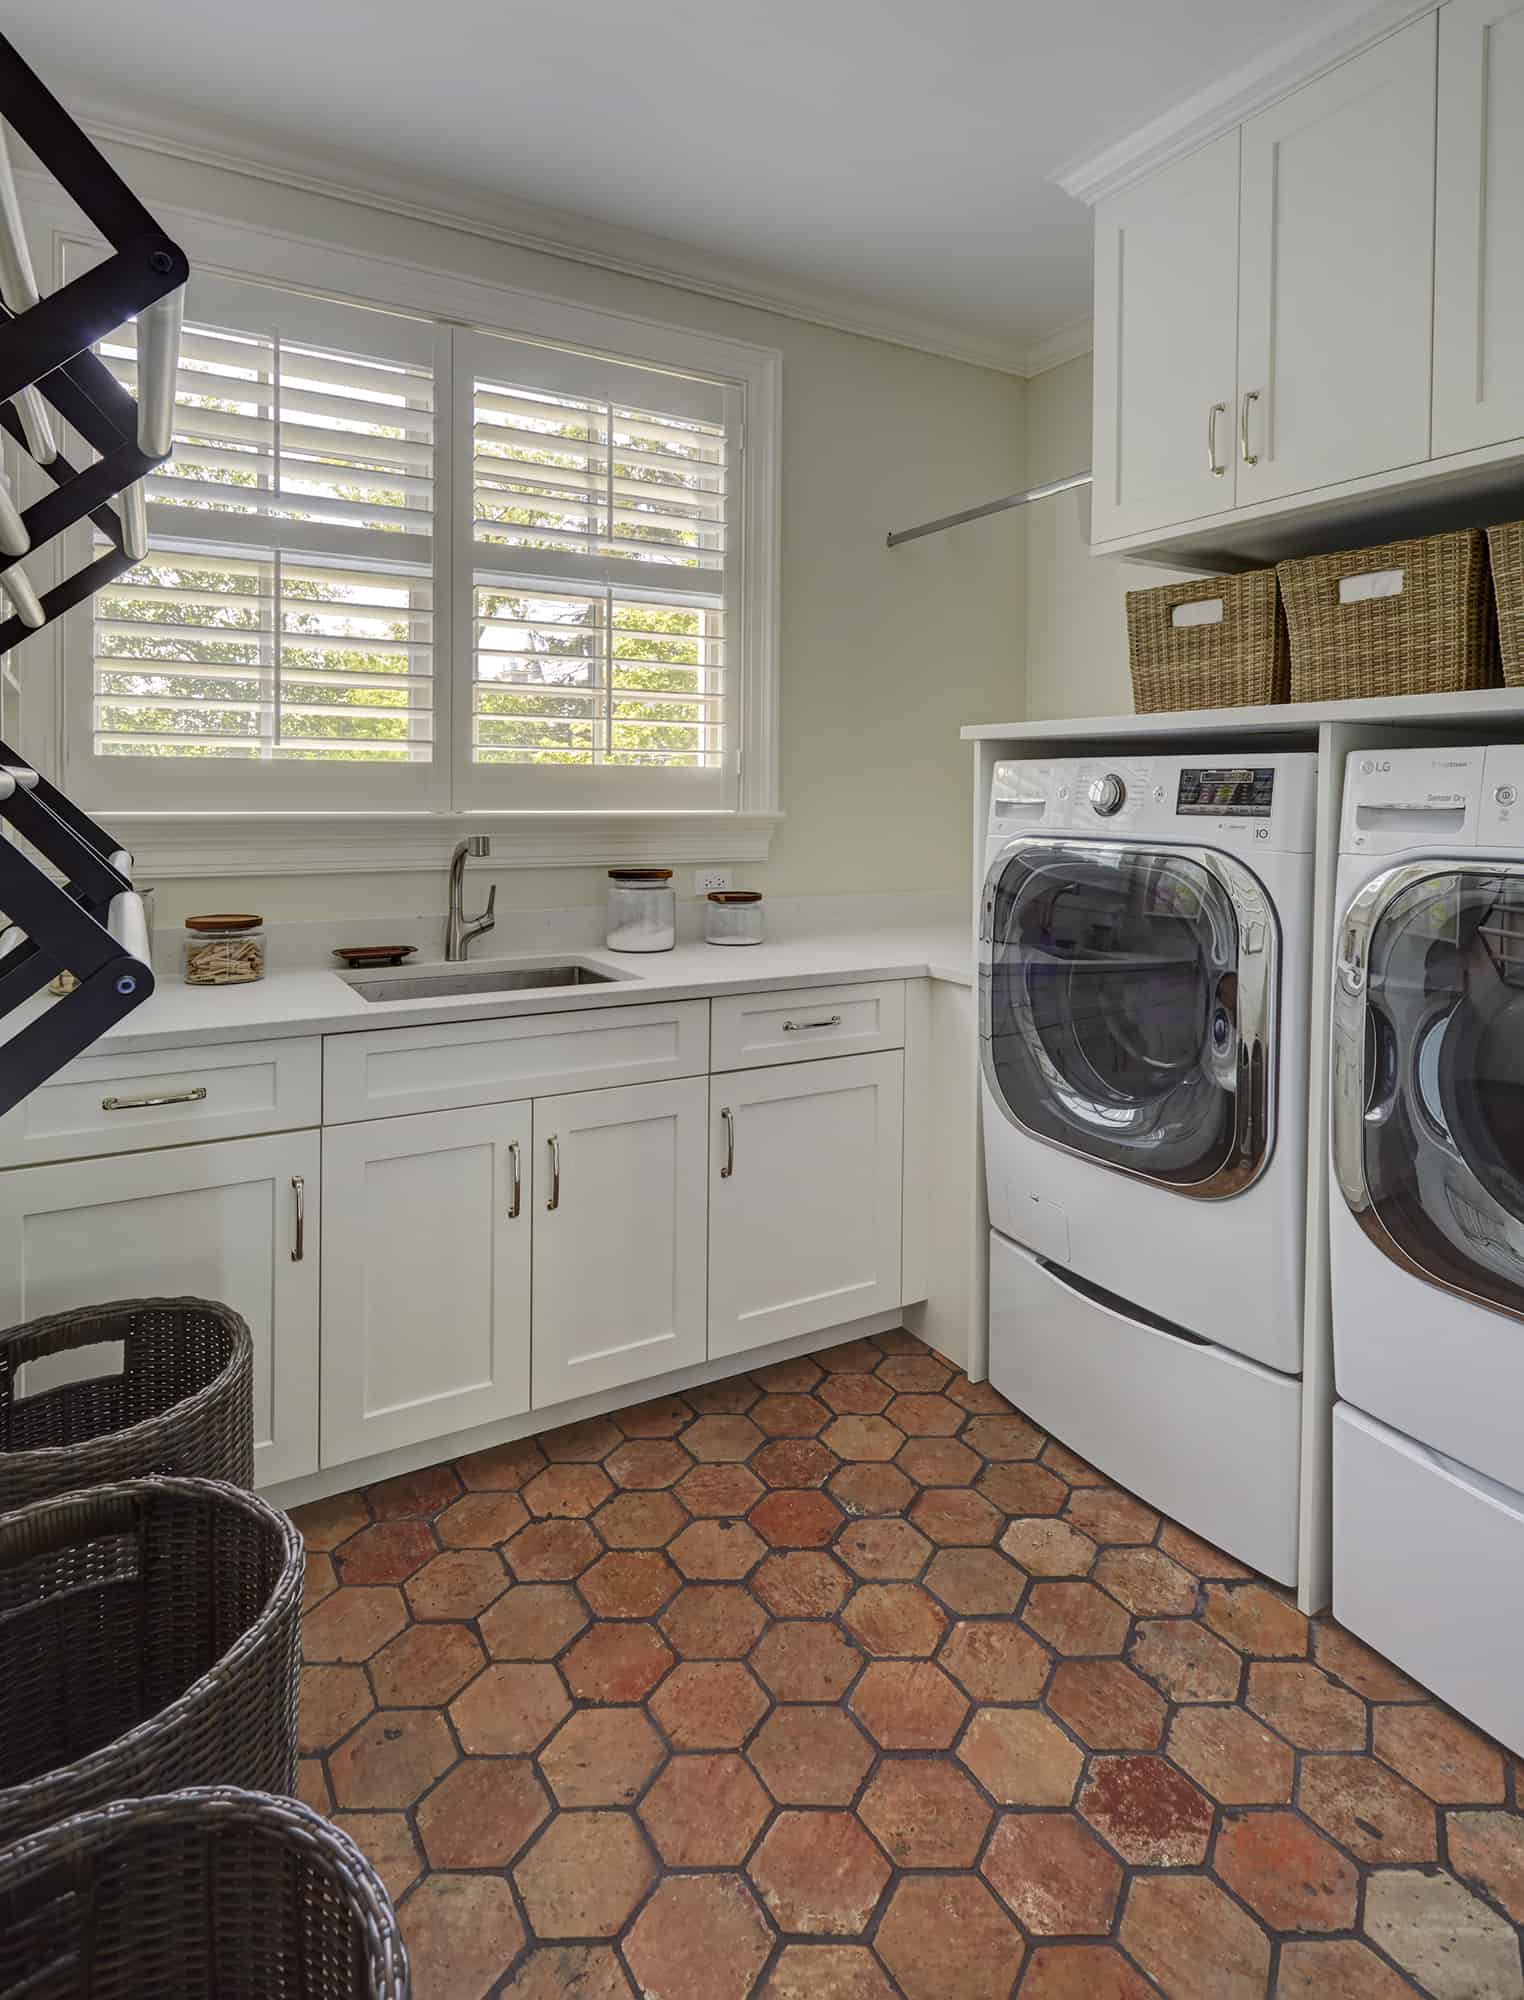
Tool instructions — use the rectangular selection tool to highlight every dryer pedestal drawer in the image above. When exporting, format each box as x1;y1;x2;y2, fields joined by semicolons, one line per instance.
1334;1403;1524;1757
988;1232;1301;1586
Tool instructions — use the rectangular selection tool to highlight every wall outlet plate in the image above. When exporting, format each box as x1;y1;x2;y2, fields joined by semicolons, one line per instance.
694;867;733;895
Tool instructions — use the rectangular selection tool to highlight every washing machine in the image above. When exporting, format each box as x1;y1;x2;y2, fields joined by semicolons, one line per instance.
979;751;1317;1584
1330;743;1524;1751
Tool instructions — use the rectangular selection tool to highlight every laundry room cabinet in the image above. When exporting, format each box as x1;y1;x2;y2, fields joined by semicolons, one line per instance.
0;1129;321;1487
708;1051;905;1359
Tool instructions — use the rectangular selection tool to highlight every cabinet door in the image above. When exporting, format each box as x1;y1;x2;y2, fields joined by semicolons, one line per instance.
321;1104;531;1468
1433;0;1524;455
1091;130;1241;543
709;1052;904;1360
1237;17;1437;503
532;1078;707;1409
0;1132;319;1487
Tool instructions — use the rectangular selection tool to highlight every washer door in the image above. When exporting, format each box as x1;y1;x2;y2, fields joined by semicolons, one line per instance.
1334;863;1524;1320
980;838;1276;1196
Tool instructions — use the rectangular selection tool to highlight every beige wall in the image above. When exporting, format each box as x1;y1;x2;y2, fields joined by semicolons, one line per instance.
30;143;1028;925
1022;352;1196;722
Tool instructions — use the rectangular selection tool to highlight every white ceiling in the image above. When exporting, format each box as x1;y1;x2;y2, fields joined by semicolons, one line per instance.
8;0;1340;366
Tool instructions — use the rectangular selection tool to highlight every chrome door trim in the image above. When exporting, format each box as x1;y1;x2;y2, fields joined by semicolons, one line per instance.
1332;857;1524;1326
979;834;1279;1201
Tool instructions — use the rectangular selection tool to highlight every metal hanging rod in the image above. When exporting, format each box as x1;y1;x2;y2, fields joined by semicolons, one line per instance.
886;468;1093;548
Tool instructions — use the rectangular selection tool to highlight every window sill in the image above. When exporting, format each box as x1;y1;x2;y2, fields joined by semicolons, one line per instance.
103;810;784;880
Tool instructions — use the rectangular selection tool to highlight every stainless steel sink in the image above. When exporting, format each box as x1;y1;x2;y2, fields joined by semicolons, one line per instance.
343;959;627;1004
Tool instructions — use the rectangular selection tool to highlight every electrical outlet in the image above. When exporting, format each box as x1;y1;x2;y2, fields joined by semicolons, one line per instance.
694;867;733;895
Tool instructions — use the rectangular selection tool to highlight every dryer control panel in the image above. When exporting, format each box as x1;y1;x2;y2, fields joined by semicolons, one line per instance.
1342;744;1524;855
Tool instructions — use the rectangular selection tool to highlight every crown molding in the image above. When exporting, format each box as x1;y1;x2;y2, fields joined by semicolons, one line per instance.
54;92;1071;379
1053;0;1437;206
1019;316;1095;377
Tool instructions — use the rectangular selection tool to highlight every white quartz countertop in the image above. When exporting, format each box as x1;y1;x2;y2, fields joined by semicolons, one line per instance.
10;923;973;1059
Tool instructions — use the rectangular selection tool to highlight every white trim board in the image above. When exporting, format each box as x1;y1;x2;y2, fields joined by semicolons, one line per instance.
961;686;1524;744
1053;0;1439;205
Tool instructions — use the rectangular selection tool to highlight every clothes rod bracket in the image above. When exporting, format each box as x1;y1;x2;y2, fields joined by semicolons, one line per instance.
886;469;1093;548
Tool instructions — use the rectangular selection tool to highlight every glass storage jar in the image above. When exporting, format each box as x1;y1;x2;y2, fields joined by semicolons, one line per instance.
183;913;266;986
704;890;764;945
606;869;676;953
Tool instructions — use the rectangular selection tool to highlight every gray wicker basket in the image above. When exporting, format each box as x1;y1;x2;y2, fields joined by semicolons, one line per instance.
0;1787;408;1999
0;1297;254;1511
0;1478;301;1847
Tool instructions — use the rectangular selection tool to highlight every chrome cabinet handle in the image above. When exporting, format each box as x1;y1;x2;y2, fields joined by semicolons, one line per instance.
101;1086;207;1112
1206;400;1227;477
782;1014;843;1032
720;1106;735;1179
507;1139;522;1220
291;1176;305;1263
1240;389;1260;467
546;1135;560;1212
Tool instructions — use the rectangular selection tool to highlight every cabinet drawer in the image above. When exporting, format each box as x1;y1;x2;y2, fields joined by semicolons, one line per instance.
0;1036;322;1168
710;982;904;1071
323;999;709;1124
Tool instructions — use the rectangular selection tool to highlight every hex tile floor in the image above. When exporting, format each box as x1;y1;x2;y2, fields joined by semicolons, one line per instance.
292;1332;1524;2000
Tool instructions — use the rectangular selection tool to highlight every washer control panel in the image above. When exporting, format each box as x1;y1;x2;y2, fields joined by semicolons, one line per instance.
986;752;1318;854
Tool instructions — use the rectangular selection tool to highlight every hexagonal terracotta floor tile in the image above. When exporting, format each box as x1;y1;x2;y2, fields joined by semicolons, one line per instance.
676;1462;765;1516
754;1355;825;1392
753;1438;838;1488
623;1875;772;2000
858;1759;992;1868
661;1583;769;1659
1447;1811;1524;1924
538;1706;665;1807
829;1462;918;1516
301;1585;408;1663
334;1520;436;1585
1166;1703;1294;1804
639;1752;771;1865
748;1704;874;1804
838;1517;932;1579
1365;1867;1524;2000
1295;1754;1437;1863
1120;1875;1270;2000
1048;1659;1167;1751
1128;1617;1242;1702
1155;1520;1252;1579
401;1874;524;2000
686;1378;761;1415
841;1582;948;1657
874;1875;1026;2000
302;1552;337;1613
751;1619;863;1701
1093;1546;1197;1615
291;1492;369;1551
579;1549;681;1619
821;1372;894;1416
603;1439;692;1489
759;1946;895;2000
449;1662;569;1753
958;1707;1083;1806
682;1414;765;1462
749;1489;843;1548
975;1461;1069;1516
1313;1617;1427;1701
592;1488;687;1549
962;1413;1043;1459
454;1437;546;1490
896;1437;981;1486
649;1661;769;1749
503;1519;601;1583
369;1621;484;1708
815;1337;884;1372
328;1708;455;1809
1245;1661;1366;1750
330;1810;422;1905
1019;1944;1158;2000
297;1663;373;1753
1201;1580;1309;1658
366;1464;460;1518
1025;1581;1131;1656
1214;1808;1359;1933
513;1811;658;1938
561;1622;675;1703
540;1415;622;1462
749;1809;890;1935
1063;1486;1159;1545
615;1392;694;1438
1077;1755;1213;1866
752;1550;851;1617
850;1660;969;1749
478;1581;587;1659
947;1375;1014;1414
1373;1704;1506;1804
909;1488;1003;1546
924;1546;1024;1615
877;1353;953;1393
887;1393;964;1437
522;1462;613;1518
750;1392;830;1437
1275;1940;1426;2000
296;1758;330;1813
404;1547;505;1619
938;1619;1049;1703
434;1491;529;1548
669;1518;768;1579
501;1947;635;1999
981;1810;1123;1934
821;1415;903;1462
416;1756;550;1869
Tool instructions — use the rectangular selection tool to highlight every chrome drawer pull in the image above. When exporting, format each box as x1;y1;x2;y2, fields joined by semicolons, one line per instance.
546;1134;560;1211
291;1176;306;1263
1206;399;1227;477
782;1014;843;1032
507;1139;522;1219
720;1106;735;1179
1240;389;1261;467
101;1086;207;1112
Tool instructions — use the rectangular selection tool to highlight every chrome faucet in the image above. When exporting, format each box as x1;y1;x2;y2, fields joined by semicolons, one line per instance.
446;836;496;961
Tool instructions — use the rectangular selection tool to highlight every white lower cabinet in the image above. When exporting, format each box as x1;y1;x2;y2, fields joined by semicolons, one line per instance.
708;1052;904;1359
531;1077;708;1409
320;1104;532;1468
0;1131;320;1487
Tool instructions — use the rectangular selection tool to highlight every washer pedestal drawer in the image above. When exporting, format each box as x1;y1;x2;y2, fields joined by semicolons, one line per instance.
988;1231;1301;1586
1334;1402;1524;1757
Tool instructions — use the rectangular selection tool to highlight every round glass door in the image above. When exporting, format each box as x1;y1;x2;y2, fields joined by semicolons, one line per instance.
1349;868;1524;1318
982;839;1271;1193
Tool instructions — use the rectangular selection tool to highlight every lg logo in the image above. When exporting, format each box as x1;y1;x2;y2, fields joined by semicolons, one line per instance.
1359;759;1393;775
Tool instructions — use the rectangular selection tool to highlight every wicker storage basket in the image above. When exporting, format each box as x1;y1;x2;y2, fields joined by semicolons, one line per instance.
1488;520;1524;688
0;1478;301;1847
1126;570;1290;712
0;1787;408;1999
1277;529;1499;702
0;1298;254;1511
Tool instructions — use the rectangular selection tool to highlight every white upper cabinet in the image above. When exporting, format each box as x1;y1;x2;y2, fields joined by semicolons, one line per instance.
1236;17;1437;506
1091;132;1242;543
1433;0;1524;455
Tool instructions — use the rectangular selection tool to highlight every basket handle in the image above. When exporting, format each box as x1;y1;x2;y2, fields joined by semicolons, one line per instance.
0;1485;142;1568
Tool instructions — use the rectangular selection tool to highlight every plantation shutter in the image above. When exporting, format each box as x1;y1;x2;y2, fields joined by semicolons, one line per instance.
455;326;739;810
80;270;444;811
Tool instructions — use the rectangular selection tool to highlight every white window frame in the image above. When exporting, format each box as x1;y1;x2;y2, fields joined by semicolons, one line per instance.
10;187;782;877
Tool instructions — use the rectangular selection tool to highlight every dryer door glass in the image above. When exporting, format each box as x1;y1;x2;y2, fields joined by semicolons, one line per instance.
984;840;1264;1191
1358;868;1524;1318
